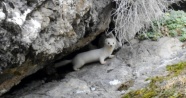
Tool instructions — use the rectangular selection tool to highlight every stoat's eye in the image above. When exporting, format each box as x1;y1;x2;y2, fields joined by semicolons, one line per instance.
108;42;110;44
113;42;114;44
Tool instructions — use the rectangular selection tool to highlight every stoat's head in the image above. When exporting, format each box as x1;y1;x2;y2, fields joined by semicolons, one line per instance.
104;38;116;48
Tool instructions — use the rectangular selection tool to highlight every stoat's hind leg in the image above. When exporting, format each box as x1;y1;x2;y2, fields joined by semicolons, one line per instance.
73;61;85;71
100;57;106;64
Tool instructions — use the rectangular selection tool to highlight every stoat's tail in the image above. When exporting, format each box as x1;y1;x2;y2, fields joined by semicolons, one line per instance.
54;60;72;68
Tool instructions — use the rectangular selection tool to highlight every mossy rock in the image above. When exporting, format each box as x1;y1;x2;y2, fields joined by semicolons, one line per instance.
121;62;186;98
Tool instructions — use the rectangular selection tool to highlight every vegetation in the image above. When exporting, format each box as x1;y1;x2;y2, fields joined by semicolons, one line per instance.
113;0;178;43
137;10;186;42
166;62;186;76
121;62;186;98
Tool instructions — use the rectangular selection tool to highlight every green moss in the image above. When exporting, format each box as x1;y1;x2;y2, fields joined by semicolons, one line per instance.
121;62;186;98
166;62;186;76
122;89;143;98
122;88;158;98
143;90;157;98
122;77;161;98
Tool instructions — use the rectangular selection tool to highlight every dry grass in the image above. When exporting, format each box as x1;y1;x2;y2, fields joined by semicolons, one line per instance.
113;0;182;44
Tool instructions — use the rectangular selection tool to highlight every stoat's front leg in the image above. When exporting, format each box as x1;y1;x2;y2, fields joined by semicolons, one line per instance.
108;55;114;58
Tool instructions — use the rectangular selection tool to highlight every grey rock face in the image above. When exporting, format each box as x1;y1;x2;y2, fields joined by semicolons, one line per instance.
3;37;185;98
0;0;112;71
0;0;113;95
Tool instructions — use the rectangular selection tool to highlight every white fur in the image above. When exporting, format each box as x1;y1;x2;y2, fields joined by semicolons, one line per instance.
55;38;116;71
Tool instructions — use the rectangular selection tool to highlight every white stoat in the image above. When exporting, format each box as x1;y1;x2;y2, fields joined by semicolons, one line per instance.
55;38;116;71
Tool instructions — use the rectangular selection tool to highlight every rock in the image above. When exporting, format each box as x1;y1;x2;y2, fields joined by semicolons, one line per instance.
0;0;113;95
0;9;5;23
2;37;185;98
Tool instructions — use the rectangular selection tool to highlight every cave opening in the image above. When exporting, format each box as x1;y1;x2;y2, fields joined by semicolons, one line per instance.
1;18;116;97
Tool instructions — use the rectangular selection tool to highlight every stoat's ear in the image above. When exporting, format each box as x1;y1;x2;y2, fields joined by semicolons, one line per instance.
104;38;108;43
